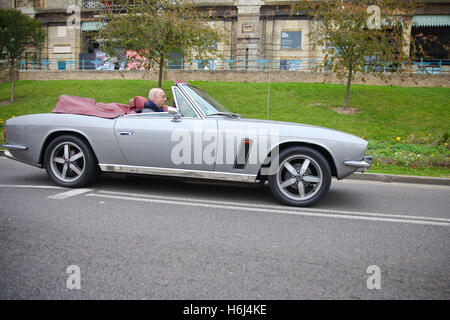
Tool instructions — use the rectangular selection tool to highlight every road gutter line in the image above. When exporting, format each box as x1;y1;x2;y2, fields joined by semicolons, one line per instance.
335;179;450;190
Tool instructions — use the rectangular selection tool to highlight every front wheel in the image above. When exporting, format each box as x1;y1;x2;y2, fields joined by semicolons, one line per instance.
44;135;98;188
268;146;332;207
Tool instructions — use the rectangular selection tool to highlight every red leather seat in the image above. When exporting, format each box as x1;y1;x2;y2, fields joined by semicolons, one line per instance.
130;96;169;112
129;96;147;110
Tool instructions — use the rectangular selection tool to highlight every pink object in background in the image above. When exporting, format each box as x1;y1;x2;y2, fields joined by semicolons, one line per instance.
126;51;150;70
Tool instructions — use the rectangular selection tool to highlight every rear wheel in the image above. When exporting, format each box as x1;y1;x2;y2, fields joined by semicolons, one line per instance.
268;146;332;207
44;135;98;187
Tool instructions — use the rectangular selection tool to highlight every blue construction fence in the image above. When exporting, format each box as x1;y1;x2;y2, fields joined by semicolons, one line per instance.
18;57;450;74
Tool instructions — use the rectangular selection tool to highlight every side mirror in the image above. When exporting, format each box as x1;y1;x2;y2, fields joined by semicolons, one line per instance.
168;106;181;122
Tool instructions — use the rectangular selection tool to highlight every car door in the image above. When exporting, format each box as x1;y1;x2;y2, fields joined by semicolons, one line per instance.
114;87;217;171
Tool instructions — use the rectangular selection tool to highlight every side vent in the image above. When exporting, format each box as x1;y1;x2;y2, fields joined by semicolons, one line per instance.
234;138;252;169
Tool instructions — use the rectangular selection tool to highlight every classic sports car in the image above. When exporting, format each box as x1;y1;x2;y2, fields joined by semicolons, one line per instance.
1;79;371;207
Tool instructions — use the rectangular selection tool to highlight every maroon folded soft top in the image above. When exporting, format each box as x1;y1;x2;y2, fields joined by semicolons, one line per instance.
52;95;138;119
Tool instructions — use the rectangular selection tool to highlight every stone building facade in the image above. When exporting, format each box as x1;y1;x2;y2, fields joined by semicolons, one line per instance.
5;0;450;71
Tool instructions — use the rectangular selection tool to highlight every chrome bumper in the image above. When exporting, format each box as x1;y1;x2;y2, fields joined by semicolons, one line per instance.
344;156;373;172
0;143;28;151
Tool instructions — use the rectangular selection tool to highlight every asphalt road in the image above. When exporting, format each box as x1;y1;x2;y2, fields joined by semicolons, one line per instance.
0;156;449;300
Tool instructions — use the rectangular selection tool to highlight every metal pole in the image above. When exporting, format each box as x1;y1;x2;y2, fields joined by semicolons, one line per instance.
267;69;271;120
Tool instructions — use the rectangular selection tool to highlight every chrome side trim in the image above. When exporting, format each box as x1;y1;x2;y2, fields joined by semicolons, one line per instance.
121;112;169;118
0;143;28;151
3;150;42;168
99;164;257;183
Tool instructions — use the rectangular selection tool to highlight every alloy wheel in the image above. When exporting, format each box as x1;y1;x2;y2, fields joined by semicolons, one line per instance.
49;141;86;183
276;154;323;201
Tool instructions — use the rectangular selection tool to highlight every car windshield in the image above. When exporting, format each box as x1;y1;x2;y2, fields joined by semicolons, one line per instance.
182;85;231;116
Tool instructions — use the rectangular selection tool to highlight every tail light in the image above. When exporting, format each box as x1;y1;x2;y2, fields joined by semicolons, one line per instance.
2;127;5;140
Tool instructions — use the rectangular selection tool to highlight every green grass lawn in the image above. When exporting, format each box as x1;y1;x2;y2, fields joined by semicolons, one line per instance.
0;79;449;177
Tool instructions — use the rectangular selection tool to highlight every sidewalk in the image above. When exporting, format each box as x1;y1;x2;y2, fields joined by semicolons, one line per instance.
1;149;448;186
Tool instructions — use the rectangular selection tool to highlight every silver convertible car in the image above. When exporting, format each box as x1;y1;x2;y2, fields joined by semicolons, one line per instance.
1;80;371;207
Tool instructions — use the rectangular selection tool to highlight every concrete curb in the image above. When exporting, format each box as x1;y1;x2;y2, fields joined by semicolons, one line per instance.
348;172;450;186
0;149;448;186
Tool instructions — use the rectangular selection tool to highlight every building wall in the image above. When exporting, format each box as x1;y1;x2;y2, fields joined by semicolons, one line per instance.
14;1;450;72
0;68;12;84
272;18;313;59
46;0;80;9
18;69;450;87
0;0;14;9
46;26;79;69
14;0;35;7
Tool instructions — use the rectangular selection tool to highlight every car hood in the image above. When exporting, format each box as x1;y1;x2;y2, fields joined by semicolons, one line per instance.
228;118;367;145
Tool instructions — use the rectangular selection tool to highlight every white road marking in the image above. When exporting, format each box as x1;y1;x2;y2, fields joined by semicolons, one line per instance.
96;190;450;223
47;188;93;200
86;192;450;227
0;184;448;226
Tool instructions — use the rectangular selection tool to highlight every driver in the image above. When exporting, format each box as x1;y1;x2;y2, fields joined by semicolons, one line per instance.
142;88;169;112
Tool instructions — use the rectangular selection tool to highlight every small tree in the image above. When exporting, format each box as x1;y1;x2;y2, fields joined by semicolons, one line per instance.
100;0;228;88
294;0;422;110
0;9;45;103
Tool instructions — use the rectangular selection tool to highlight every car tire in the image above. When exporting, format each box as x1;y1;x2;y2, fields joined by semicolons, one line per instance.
268;146;332;207
44;135;99;188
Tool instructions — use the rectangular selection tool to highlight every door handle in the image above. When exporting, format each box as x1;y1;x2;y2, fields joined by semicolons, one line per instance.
119;131;134;136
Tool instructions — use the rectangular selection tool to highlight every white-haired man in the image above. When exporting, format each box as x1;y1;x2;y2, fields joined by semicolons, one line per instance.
143;88;168;112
